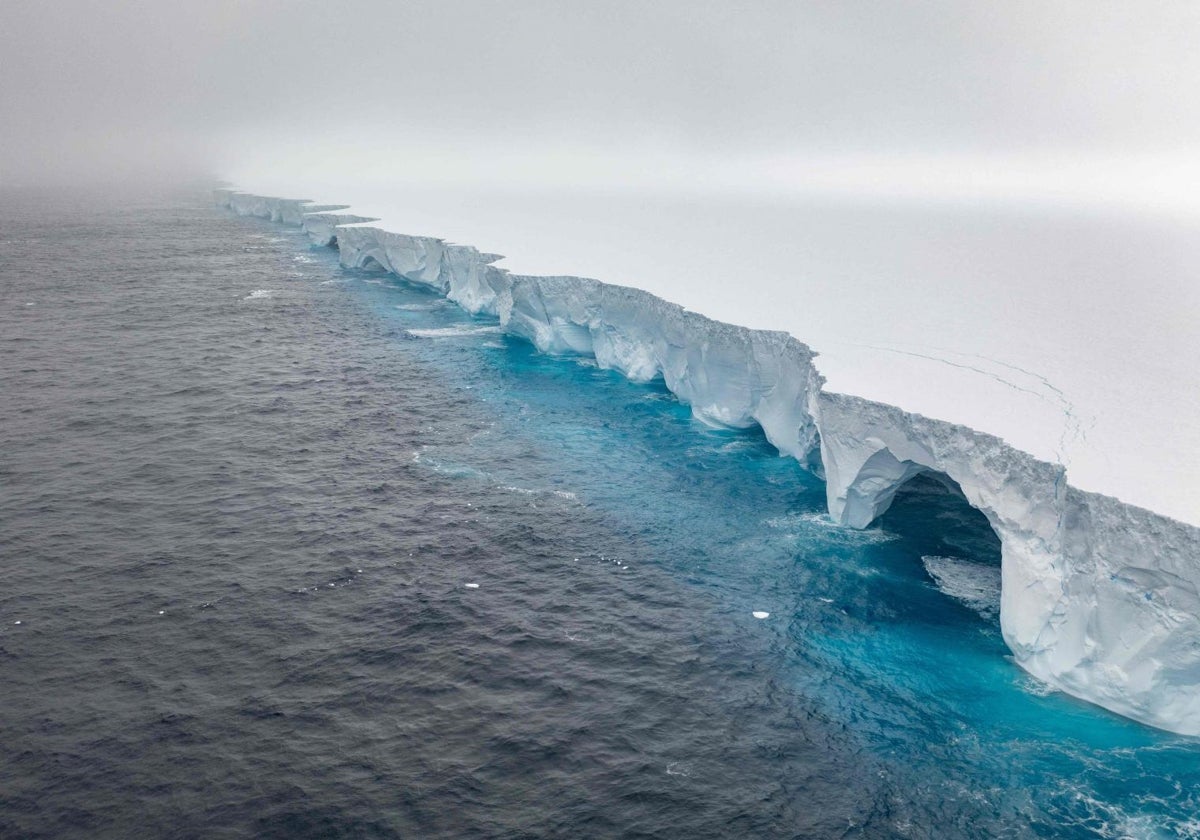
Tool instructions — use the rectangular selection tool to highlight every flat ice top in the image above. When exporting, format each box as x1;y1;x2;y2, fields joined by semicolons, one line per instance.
232;179;1199;526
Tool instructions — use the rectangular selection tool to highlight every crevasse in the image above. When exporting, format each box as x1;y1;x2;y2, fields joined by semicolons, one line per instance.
216;188;1200;736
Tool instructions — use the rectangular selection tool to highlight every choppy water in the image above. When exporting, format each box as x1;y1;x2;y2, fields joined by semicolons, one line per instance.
2;188;1199;838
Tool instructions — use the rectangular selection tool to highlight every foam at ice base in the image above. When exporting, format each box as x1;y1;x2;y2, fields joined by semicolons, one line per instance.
214;188;1200;736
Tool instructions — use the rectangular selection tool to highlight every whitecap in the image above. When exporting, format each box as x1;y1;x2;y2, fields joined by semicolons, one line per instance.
406;325;503;339
464;583;480;589
243;289;277;300
763;512;899;545
752;611;770;619
1015;671;1060;697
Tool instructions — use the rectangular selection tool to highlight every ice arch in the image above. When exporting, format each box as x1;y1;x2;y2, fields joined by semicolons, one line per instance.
819;391;1200;733
820;389;1065;651
356;254;389;272
877;471;1001;551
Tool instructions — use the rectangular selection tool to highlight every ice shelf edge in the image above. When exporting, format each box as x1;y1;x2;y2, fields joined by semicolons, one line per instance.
216;188;1200;736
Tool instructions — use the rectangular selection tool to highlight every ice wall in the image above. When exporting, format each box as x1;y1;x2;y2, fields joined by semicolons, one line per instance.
503;275;822;461
326;219;823;458
333;225;510;317
218;190;348;225
215;189;1200;735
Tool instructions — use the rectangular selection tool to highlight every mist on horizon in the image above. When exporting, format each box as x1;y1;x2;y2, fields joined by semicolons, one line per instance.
2;0;1199;214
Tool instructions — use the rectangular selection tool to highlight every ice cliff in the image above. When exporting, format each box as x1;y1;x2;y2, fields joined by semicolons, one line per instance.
214;188;1200;736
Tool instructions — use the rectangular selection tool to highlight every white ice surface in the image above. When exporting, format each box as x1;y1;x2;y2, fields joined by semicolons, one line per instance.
227;179;1198;527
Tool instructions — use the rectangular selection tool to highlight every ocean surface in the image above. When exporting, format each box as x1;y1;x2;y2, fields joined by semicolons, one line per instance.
1;188;1198;839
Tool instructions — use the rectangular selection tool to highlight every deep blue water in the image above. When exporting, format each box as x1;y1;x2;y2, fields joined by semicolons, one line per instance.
2;188;1199;838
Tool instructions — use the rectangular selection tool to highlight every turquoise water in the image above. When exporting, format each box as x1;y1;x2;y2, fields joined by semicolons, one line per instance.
2;190;1198;838
338;227;1200;838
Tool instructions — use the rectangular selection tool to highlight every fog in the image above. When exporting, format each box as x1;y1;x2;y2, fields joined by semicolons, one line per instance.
3;1;1198;519
3;0;1199;211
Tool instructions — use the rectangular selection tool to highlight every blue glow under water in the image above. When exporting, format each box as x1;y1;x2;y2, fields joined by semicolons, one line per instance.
2;190;1199;838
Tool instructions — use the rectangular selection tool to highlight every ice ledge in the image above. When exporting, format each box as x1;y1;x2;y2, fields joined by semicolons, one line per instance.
216;188;1200;735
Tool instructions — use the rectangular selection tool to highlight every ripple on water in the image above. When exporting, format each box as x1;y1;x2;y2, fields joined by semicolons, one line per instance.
0;191;1196;839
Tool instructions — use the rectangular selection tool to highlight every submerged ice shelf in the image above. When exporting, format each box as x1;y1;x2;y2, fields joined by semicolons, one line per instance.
216;188;1200;736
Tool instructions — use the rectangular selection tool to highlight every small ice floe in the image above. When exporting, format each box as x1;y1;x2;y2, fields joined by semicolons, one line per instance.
752;611;770;620
922;555;1001;620
158;611;165;615
464;583;480;589
13;620;21;625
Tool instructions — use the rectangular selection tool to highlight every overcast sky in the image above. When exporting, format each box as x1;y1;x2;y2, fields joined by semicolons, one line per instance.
3;0;1199;207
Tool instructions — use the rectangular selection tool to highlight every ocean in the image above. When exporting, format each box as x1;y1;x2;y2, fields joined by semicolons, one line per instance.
1;187;1198;838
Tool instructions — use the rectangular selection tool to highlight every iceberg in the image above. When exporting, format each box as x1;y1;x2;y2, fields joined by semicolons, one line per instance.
215;189;1200;735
